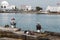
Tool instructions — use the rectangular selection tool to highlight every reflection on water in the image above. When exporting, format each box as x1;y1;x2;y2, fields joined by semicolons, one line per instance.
0;13;60;32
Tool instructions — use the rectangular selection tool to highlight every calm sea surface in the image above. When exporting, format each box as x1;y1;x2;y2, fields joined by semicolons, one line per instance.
0;13;60;32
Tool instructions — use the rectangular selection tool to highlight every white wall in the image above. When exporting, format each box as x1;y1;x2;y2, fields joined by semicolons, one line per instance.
46;6;60;12
21;5;32;11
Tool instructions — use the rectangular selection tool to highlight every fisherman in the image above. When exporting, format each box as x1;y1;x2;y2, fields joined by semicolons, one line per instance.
36;22;42;33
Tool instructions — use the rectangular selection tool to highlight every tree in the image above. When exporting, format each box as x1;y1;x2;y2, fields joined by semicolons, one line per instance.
36;6;43;11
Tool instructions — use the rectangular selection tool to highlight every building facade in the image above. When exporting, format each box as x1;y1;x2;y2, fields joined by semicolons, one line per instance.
21;5;32;11
46;6;60;12
0;1;16;11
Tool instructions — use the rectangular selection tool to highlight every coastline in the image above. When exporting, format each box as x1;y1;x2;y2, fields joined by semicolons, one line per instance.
0;10;60;15
0;27;60;40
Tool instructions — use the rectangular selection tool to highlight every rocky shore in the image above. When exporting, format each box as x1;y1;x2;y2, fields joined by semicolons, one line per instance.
0;27;60;40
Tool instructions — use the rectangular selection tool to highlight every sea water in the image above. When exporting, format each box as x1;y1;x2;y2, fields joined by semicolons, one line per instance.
0;13;60;32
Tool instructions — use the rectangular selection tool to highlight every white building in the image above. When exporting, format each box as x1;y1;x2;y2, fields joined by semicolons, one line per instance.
21;5;32;11
0;1;16;11
46;6;60;12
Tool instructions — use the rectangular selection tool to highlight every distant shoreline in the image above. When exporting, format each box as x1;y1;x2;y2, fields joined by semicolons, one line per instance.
0;11;60;15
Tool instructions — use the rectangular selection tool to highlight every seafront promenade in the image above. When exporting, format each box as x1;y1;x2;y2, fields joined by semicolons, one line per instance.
0;27;60;40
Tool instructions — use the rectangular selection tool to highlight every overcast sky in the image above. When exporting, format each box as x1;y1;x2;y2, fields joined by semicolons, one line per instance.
0;0;60;9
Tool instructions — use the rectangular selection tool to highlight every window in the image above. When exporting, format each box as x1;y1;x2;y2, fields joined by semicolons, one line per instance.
4;6;6;8
1;6;3;8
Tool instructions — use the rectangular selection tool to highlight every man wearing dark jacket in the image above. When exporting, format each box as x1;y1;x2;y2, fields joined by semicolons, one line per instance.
36;23;41;33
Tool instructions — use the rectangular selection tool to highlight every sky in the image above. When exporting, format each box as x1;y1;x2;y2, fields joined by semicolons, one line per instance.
0;0;60;10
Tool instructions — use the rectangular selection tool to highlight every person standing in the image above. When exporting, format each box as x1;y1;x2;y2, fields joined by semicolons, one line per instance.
10;18;16;28
36;23;42;33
